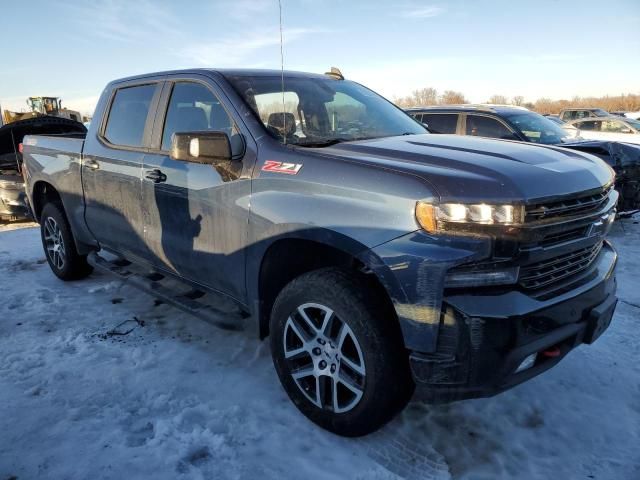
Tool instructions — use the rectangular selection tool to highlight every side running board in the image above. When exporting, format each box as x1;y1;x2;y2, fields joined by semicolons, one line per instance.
88;252;248;331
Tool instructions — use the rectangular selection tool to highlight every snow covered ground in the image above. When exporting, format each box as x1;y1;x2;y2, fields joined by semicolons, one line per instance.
0;219;638;480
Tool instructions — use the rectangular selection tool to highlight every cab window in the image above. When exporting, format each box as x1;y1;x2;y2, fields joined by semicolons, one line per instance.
575;120;600;131
104;84;156;147
466;115;517;140
161;82;234;151
421;113;458;134
601;120;630;133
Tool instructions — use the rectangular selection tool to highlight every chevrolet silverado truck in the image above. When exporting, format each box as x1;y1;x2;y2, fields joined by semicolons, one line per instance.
22;69;619;436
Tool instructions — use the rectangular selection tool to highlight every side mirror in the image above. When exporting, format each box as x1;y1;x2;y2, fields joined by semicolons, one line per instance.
621;128;633;134
170;131;232;164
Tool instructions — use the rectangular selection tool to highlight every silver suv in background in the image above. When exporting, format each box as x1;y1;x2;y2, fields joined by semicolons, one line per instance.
559;108;610;122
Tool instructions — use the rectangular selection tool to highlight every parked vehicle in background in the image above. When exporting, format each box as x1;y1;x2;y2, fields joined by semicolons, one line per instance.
623;111;640;121
406;105;581;143
559;107;610;122
560;141;640;213
610;111;628;117
22;68;619;436
542;114;580;137
0;116;86;219
566;116;640;145
407;105;640;211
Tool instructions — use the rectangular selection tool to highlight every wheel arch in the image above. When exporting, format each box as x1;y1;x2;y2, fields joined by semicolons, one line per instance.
30;179;96;255
249;229;402;341
31;180;62;222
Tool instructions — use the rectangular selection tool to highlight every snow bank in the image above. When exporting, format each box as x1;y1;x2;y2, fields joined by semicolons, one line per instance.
0;221;638;479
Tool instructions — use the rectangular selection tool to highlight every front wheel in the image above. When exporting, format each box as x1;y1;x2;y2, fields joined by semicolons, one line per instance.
270;268;414;436
40;203;93;281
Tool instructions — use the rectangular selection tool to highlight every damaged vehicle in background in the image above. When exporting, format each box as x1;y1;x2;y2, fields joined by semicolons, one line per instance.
407;105;640;211
558;141;640;213
0;116;86;220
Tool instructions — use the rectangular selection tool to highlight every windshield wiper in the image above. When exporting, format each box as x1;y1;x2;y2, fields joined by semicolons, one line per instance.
296;138;347;148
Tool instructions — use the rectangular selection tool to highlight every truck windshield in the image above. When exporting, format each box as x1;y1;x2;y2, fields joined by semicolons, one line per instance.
502;111;572;145
226;74;426;146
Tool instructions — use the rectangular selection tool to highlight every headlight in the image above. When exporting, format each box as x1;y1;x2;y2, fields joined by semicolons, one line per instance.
416;201;525;233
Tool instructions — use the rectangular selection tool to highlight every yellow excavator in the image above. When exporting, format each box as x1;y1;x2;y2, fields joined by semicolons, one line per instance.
2;96;83;125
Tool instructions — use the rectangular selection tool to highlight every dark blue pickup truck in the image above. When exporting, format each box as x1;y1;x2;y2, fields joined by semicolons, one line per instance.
22;68;618;436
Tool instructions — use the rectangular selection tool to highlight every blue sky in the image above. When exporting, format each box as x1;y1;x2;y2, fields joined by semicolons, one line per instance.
2;0;639;115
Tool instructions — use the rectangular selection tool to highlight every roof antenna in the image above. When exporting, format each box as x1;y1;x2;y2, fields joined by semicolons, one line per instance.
278;0;286;145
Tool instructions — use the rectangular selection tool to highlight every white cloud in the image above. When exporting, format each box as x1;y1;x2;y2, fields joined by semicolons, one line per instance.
398;5;445;19
62;0;183;44
180;28;321;67
221;0;274;21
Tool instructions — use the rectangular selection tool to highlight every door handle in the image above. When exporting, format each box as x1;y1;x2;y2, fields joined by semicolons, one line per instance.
145;169;167;183
85;158;100;170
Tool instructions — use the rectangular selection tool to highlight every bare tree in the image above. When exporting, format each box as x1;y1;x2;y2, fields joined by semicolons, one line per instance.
395;88;640;113
487;95;508;105
440;90;468;105
394;87;439;108
412;87;438;106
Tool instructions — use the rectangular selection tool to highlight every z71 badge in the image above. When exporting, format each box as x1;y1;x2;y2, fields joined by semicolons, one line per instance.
261;160;302;175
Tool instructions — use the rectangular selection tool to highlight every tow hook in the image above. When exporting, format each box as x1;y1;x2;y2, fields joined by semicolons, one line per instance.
541;346;561;358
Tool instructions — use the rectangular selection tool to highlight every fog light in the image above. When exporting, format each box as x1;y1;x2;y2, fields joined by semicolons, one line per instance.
515;353;537;373
444;266;519;288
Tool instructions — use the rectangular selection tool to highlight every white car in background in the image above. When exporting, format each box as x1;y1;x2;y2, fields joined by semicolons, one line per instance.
566;116;640;144
543;115;581;139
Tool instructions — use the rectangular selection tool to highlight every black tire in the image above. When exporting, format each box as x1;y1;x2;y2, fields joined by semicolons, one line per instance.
270;267;414;436
40;202;93;281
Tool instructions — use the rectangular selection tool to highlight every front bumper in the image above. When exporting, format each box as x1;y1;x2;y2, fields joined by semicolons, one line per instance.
410;241;618;402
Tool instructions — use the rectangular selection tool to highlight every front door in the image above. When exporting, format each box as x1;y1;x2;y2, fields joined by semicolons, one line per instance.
82;82;161;260
141;78;252;301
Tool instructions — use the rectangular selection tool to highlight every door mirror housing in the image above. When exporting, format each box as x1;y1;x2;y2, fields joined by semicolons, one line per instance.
170;131;232;164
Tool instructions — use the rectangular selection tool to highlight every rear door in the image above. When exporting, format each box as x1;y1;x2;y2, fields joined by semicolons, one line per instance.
141;75;255;301
82;80;163;260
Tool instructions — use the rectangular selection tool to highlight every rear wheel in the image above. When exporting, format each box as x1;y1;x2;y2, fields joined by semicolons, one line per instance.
40;203;92;280
270;267;414;436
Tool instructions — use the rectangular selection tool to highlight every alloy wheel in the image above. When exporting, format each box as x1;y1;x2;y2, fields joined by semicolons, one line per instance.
283;302;366;413
44;216;66;270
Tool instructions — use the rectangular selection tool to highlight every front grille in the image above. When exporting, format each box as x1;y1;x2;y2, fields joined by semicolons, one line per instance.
526;187;611;222
525;225;588;249
519;242;603;290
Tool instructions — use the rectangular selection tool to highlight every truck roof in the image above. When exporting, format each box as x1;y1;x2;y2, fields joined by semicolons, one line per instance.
110;68;332;85
406;105;529;114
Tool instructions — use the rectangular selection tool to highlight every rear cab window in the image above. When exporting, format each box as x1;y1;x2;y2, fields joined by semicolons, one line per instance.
104;84;156;147
421;113;458;134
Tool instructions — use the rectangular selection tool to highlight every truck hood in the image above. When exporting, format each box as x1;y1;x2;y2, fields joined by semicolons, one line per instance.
318;134;614;203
